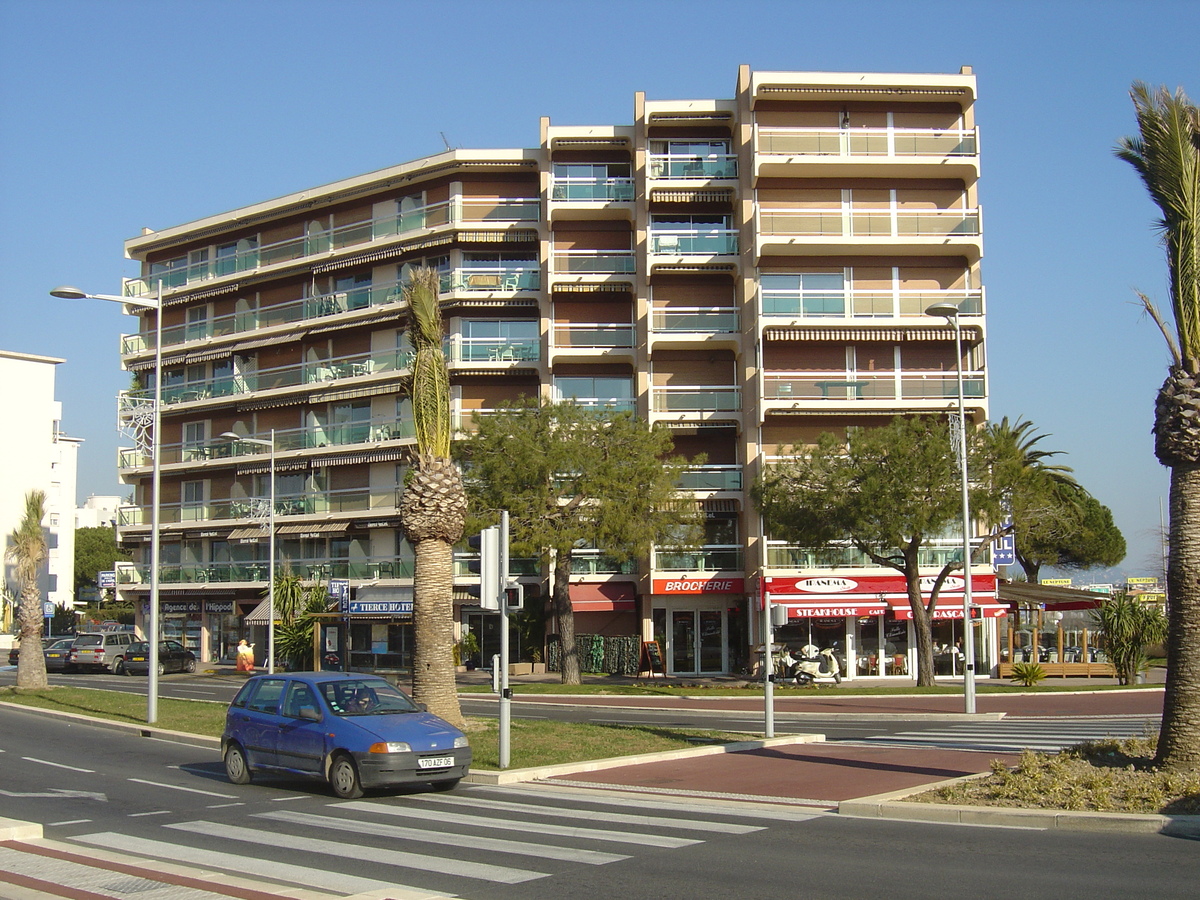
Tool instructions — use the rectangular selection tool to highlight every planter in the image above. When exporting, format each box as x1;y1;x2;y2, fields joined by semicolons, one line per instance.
508;662;533;676
530;662;546;674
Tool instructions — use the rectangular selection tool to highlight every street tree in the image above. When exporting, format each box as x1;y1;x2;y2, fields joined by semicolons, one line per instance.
6;490;50;689
985;418;1125;583
458;399;701;684
1093;593;1168;686
398;267;467;727
753;416;1000;687
1115;82;1200;769
74;526;131;597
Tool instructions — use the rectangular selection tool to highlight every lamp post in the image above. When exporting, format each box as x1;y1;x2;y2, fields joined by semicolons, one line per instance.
51;283;164;723
925;300;976;714
222;430;276;673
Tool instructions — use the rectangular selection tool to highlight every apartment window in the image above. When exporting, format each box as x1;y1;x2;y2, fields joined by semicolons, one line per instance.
761;273;846;317
334;273;372;311
186;305;210;341
183;422;208;459
149;255;189;288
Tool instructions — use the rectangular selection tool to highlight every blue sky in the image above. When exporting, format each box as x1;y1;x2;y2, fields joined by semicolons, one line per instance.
2;0;1196;579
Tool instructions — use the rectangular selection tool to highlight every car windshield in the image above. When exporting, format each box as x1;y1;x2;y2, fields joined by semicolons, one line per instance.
127;642;149;654
74;635;102;647
319;679;420;716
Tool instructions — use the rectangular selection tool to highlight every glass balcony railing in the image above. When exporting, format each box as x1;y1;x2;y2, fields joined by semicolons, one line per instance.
447;337;540;363
128;348;413;407
647;155;738;179
653;546;743;572
569;551;637;576
765;541;965;569
118;487;401;526
649;230;738;255
756;127;979;159
439;267;540;293
554;396;637;412
452;554;540;578
118;417;414;469
650;307;739;333
651;387;741;413
764;372;986;402
552;324;635;349
552;251;636;274
550;178;635;201
116;556;415;585
761;288;983;319
124;198;540;298
676;465;743;492
759;208;980;239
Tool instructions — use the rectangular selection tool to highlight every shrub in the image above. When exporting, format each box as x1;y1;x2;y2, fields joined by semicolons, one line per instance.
1010;661;1046;686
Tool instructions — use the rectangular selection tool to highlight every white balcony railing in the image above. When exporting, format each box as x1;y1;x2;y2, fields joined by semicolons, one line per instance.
756;126;978;159
761;288;983;320
759;208;980;239
764;372;985;402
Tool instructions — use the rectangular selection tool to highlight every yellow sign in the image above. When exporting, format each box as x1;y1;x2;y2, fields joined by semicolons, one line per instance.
1040;578;1072;586
1137;593;1166;603
1127;577;1159;585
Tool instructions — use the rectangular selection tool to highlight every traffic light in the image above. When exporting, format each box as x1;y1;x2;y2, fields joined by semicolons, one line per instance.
503;581;523;610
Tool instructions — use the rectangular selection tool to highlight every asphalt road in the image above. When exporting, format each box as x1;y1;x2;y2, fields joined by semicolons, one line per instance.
1;706;1197;900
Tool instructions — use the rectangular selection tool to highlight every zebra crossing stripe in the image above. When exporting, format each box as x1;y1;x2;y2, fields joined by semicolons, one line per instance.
69;831;410;897
336;800;701;848
412;793;764;834
481;784;824;820
255;809;629;865
167;821;546;884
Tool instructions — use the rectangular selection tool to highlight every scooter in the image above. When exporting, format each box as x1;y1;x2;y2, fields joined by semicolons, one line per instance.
789;644;842;685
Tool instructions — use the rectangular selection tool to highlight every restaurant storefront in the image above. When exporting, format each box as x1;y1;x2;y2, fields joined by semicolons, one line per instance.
650;577;745;676
762;573;1006;679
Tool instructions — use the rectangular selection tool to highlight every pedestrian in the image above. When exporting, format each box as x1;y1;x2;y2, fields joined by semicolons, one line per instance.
236;639;255;673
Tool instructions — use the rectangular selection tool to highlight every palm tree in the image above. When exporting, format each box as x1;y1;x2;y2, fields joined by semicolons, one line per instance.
399;267;467;727
6;490;50;689
1115;82;1200;770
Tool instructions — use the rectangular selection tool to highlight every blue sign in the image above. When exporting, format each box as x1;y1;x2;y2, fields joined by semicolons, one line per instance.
348;599;413;616
993;521;1016;567
98;570;116;589
329;579;350;613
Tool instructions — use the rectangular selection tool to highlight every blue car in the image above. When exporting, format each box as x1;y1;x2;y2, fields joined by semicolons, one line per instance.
222;672;471;798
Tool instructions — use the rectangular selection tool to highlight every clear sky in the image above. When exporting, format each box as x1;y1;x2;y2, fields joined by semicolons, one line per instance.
1;0;1195;580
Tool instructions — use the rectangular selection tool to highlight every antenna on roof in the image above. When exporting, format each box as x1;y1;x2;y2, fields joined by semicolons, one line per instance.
440;132;454;151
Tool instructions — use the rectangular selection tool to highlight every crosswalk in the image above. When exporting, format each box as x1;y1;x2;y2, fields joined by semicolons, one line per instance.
3;784;799;900
862;715;1162;753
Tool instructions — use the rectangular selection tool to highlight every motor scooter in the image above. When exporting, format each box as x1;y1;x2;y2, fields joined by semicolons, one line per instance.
789;644;841;685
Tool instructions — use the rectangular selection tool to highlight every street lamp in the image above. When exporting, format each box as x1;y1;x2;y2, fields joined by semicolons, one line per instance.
925;300;977;714
50;283;164;723
222;430;276;673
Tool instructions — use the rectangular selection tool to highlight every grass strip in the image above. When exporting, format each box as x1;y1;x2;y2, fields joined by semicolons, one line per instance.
458;681;1161;697
0;687;754;771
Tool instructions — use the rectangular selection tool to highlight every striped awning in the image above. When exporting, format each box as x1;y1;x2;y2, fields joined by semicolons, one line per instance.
312;382;402;404
551;283;633;294
183;346;235;364
764;326;975;342
311;448;406;467
243;596;275;625
276;522;347;535
226;526;268;540
650;189;734;204
234;331;308;352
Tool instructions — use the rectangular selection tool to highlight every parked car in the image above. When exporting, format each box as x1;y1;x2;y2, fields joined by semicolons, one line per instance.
8;635;74;667
119;640;197;676
42;638;77;672
222;672;471;799
67;631;136;673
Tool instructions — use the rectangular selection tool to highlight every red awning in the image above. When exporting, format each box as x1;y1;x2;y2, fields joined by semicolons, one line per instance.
570;582;637;612
778;602;889;618
890;600;1009;620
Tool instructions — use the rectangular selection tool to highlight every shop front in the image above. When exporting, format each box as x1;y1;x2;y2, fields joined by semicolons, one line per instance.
650;577;745;676
344;586;414;674
149;596;238;662
763;572;1005;679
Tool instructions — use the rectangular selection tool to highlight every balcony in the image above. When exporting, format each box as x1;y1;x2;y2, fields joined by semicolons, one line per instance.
124;198;540;298
552;323;634;350
761;288;983;321
119;417;414;470
652;386;741;415
550;178;635;202
569;551;637;577
653;545;743;573
118;487;401;527
116;556;414;586
676;465;743;492
446;336;540;364
649;230;738;256
755;126;979;180
440;267;540;294
763;371;985;409
757;207;982;261
128;348;412;408
551;250;636;277
649;307;740;351
764;540;966;570
122;280;405;355
647;155;738;180
452;553;540;578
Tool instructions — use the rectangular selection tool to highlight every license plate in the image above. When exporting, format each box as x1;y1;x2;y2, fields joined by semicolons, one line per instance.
131;656;146;662
418;756;453;769
47;653;62;658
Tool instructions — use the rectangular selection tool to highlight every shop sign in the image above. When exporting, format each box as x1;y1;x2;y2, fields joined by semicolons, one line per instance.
348;599;413;616
653;577;744;595
205;600;234;614
1040;578;1073;586
1127;577;1159;586
162;600;202;614
97;570;116;589
783;604;888;618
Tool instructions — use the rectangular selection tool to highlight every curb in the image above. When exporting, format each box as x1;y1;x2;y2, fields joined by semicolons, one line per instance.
464;733;826;785
0;699;220;749
0;817;42;841
838;776;1200;836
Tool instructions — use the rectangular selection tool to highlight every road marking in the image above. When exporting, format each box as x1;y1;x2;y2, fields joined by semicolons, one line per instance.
338;800;701;848
206;802;245;809
480;784;822;821
129;810;173;818
0;788;107;801
127;778;238;798
168;820;546;884
416;793;763;834
71;831;420;897
258;809;628;865
22;757;95;773
47;820;92;827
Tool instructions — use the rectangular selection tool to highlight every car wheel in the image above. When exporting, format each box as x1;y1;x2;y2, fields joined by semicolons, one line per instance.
183;658;197;674
113;658;126;676
224;743;253;785
156;662;165;676
329;754;363;799
431;778;461;792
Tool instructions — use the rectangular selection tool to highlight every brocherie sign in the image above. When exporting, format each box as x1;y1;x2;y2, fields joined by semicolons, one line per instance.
653;578;745;595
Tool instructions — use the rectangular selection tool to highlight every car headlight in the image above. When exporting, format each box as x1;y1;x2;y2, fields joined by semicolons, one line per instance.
453;735;470;749
368;742;412;754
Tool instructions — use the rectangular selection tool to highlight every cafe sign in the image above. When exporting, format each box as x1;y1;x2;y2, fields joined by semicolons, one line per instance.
653;577;744;595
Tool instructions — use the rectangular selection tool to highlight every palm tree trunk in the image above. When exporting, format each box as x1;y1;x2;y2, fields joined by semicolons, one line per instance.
16;585;48;689
411;538;464;728
552;556;580;684
1159;463;1200;769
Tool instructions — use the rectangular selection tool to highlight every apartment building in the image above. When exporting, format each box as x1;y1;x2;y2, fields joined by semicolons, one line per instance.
0;350;81;638
113;65;992;677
